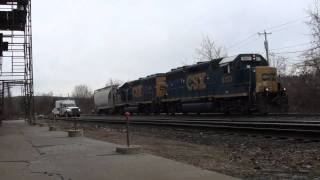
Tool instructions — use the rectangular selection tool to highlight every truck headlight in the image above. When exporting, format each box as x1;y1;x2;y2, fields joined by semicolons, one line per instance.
67;109;71;112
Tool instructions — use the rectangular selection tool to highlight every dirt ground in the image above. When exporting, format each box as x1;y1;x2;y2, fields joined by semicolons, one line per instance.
54;120;320;180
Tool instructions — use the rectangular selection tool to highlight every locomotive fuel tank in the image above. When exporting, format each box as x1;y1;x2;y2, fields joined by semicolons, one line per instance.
181;102;214;113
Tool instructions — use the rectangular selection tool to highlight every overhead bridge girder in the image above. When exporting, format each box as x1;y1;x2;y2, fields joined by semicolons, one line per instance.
0;10;27;31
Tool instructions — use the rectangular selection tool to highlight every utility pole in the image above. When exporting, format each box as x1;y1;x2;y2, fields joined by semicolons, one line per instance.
258;30;272;64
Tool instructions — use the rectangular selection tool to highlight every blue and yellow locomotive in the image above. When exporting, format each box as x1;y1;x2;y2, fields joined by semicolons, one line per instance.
94;54;288;114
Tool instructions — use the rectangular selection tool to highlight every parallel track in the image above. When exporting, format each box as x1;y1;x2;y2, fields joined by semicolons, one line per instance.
55;114;320;136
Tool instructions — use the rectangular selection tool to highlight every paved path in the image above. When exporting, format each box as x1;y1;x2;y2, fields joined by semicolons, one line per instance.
0;120;239;180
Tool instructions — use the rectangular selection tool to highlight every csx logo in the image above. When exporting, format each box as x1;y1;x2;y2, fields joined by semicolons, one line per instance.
186;72;207;90
222;75;232;83
132;85;143;97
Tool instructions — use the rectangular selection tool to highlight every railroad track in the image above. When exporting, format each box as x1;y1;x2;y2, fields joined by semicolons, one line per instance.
52;114;320;136
81;113;320;118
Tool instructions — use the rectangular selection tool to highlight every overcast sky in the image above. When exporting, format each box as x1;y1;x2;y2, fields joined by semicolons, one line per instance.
31;0;314;96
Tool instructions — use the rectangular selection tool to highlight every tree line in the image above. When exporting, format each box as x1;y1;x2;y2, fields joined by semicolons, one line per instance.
279;1;320;112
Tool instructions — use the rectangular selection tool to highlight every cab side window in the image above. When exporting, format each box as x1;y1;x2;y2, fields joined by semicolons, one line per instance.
222;64;231;74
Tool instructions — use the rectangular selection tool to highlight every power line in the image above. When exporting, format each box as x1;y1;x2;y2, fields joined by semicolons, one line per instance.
227;33;257;50
228;35;259;52
272;49;309;55
271;23;304;34
264;16;310;32
272;46;320;55
226;16;310;54
270;42;311;51
290;58;320;67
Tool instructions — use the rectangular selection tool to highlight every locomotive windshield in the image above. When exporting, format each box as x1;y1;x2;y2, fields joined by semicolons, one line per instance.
239;54;268;67
261;73;276;81
219;54;268;70
240;55;262;62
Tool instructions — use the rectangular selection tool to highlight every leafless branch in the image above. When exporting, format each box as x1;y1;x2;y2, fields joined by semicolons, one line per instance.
196;35;227;61
72;84;92;99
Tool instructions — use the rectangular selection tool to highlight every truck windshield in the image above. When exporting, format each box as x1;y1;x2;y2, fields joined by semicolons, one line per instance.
64;104;76;107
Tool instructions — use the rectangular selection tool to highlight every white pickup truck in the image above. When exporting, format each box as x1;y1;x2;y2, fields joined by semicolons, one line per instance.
52;100;81;117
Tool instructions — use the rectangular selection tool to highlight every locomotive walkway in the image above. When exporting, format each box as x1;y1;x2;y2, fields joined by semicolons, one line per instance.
0;120;238;180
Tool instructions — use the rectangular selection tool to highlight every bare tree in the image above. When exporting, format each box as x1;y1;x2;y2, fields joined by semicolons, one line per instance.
71;85;94;113
196;35;227;61
72;84;92;99
34;92;55;115
270;53;288;76
303;0;320;74
180;57;190;66
281;1;320;113
105;78;123;87
308;0;320;50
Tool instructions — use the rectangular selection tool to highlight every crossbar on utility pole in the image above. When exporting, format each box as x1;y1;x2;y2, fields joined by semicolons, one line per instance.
258;30;272;64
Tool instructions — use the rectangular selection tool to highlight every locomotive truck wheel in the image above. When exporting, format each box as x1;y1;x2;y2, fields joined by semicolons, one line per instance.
97;110;102;115
240;105;251;115
241;109;251;115
256;95;270;114
145;105;151;115
169;108;175;116
278;96;289;113
223;110;230;115
258;104;269;115
167;103;176;115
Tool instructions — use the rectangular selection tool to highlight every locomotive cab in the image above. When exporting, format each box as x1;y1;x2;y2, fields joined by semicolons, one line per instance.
225;54;288;113
238;55;289;113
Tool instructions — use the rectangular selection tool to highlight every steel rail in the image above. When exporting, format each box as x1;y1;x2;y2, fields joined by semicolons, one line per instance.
81;113;320;118
77;115;320;124
52;115;320;135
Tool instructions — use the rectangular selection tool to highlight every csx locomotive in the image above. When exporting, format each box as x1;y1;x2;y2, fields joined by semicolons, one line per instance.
94;54;288;114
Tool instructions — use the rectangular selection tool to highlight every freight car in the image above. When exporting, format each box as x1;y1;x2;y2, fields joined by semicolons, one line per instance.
94;54;288;114
94;85;119;114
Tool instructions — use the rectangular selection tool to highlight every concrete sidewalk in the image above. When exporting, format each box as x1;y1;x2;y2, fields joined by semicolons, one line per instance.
0;120;239;180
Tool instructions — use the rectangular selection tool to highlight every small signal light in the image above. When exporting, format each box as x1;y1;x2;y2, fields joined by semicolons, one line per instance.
252;54;256;60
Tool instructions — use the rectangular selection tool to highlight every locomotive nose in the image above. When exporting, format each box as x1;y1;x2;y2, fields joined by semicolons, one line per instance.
255;66;278;93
